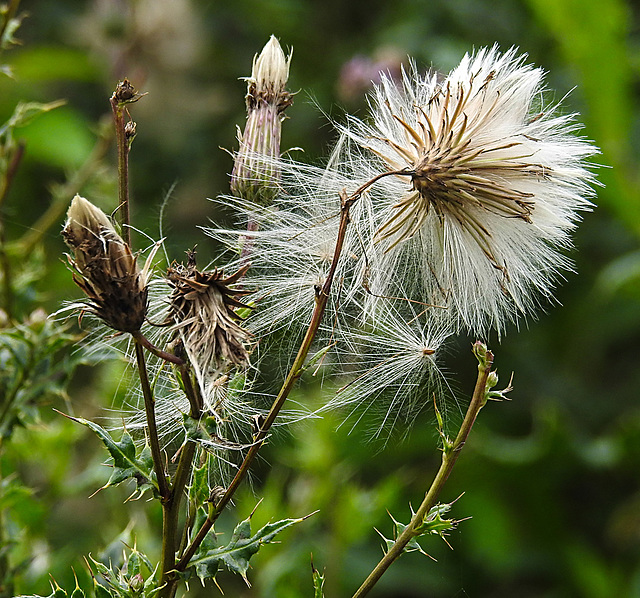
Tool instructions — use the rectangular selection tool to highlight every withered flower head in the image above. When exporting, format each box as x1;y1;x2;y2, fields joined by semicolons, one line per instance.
62;194;148;332
166;250;251;372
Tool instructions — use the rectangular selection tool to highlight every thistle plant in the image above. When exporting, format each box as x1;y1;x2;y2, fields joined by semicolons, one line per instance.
32;36;597;598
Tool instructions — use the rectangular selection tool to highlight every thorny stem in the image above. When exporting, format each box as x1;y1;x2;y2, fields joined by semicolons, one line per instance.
175;184;365;573
351;344;495;598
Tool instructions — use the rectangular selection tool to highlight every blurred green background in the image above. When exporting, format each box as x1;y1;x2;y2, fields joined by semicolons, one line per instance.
1;0;639;596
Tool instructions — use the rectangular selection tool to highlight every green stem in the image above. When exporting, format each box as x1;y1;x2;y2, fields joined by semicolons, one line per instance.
351;345;495;598
156;363;202;597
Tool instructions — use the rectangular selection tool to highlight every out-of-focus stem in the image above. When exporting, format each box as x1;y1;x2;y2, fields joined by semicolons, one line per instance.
0;141;24;319
18;119;112;257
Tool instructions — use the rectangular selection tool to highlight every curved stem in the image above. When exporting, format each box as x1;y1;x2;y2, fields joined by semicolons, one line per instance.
175;188;358;573
352;345;495;598
131;331;185;366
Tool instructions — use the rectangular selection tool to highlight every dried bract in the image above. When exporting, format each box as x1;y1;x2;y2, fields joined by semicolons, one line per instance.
165;251;251;374
62;195;148;332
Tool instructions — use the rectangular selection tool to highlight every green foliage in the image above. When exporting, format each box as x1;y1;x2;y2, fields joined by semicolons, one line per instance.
88;549;159;598
64;417;157;498
378;502;459;558
17;548;159;598
186;509;314;586
311;561;325;598
0;1;638;597
0;312;83;441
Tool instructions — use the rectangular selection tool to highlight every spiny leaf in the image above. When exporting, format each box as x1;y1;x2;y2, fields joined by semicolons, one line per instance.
311;559;325;598
188;512;315;585
59;413;157;494
188;454;214;510
379;502;461;558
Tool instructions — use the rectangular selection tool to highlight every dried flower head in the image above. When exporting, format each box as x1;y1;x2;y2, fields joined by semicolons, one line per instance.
231;35;293;204
62;194;149;332
341;46;599;333
165;250;251;375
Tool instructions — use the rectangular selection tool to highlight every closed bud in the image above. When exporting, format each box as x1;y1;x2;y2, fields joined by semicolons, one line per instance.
230;35;293;204
62;195;148;332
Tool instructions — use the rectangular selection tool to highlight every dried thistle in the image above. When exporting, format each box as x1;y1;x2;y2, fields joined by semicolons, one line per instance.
341;46;598;333
62;194;149;332
165;250;251;374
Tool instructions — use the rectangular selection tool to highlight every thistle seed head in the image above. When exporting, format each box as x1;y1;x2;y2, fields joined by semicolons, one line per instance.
62;195;148;333
342;46;599;333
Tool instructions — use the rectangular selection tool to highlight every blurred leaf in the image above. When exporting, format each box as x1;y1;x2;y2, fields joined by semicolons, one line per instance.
526;0;640;232
1;99;65;133
0;314;82;441
17;106;94;169
11;47;100;83
596;249;640;298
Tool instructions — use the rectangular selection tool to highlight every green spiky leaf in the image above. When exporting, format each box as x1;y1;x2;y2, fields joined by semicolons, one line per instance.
188;511;314;585
61;414;157;494
379;502;460;557
311;560;325;598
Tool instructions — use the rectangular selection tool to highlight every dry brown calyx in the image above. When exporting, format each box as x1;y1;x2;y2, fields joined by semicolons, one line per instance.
62;195;149;333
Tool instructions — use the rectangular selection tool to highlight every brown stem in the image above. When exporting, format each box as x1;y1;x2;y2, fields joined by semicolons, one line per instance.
133;340;169;500
110;88;134;247
351;345;495;598
174;188;358;573
131;330;185;366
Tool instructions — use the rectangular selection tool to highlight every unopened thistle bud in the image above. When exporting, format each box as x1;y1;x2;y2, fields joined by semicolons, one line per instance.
230;35;293;204
165;250;251;374
62;195;148;332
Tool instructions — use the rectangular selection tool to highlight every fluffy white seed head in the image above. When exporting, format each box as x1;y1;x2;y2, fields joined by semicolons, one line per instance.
339;46;599;334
